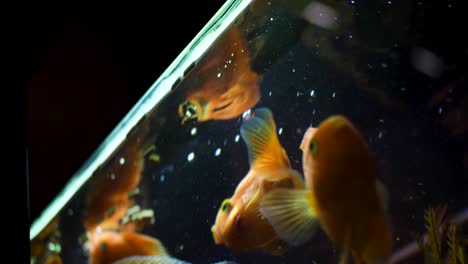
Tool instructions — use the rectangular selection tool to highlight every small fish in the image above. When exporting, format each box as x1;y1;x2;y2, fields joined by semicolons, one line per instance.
89;231;168;264
260;115;392;263
211;107;304;255
113;256;238;264
178;26;260;124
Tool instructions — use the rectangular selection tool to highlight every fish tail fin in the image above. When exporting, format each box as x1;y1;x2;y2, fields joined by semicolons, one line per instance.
240;107;289;168
259;188;319;246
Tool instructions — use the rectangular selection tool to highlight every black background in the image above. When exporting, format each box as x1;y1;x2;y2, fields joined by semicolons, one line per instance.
18;2;225;262
25;3;226;226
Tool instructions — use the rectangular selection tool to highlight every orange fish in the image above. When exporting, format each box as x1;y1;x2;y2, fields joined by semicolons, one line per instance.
178;26;260;124
211;107;304;255
88;230;168;264
260;116;392;263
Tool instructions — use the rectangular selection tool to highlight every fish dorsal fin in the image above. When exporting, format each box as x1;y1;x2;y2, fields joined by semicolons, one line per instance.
113;256;190;264
240;108;288;168
260;188;319;246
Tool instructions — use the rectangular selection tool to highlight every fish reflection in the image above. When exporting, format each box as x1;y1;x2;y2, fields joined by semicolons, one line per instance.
211;107;304;255
88;230;168;264
82;140;170;264
114;256;238;264
178;27;260;124
261;116;392;263
30;217;62;264
84;143;144;231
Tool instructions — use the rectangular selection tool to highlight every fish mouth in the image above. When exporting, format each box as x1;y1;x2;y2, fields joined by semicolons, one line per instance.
211;225;223;244
300;127;318;152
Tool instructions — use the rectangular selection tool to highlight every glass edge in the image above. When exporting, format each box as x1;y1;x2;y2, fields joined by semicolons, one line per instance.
29;0;252;241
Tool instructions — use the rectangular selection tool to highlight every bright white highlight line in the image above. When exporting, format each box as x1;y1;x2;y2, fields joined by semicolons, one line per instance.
30;0;252;240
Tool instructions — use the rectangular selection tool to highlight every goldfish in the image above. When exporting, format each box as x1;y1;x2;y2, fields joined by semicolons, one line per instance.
178;26;260;124
260;115;392;263
114;256;238;264
88;230;168;264
211;107;305;255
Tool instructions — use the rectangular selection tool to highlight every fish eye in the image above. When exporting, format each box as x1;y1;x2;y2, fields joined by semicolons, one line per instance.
221;199;232;213
309;139;318;155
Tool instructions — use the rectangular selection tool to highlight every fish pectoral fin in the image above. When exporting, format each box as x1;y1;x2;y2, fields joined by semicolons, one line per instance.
375;179;389;213
240;107;288;168
212;100;233;113
339;249;350;264
261;238;288;256
338;232;353;264
259;188;319;246
220;85;242;100
243;188;263;220
113;256;190;264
